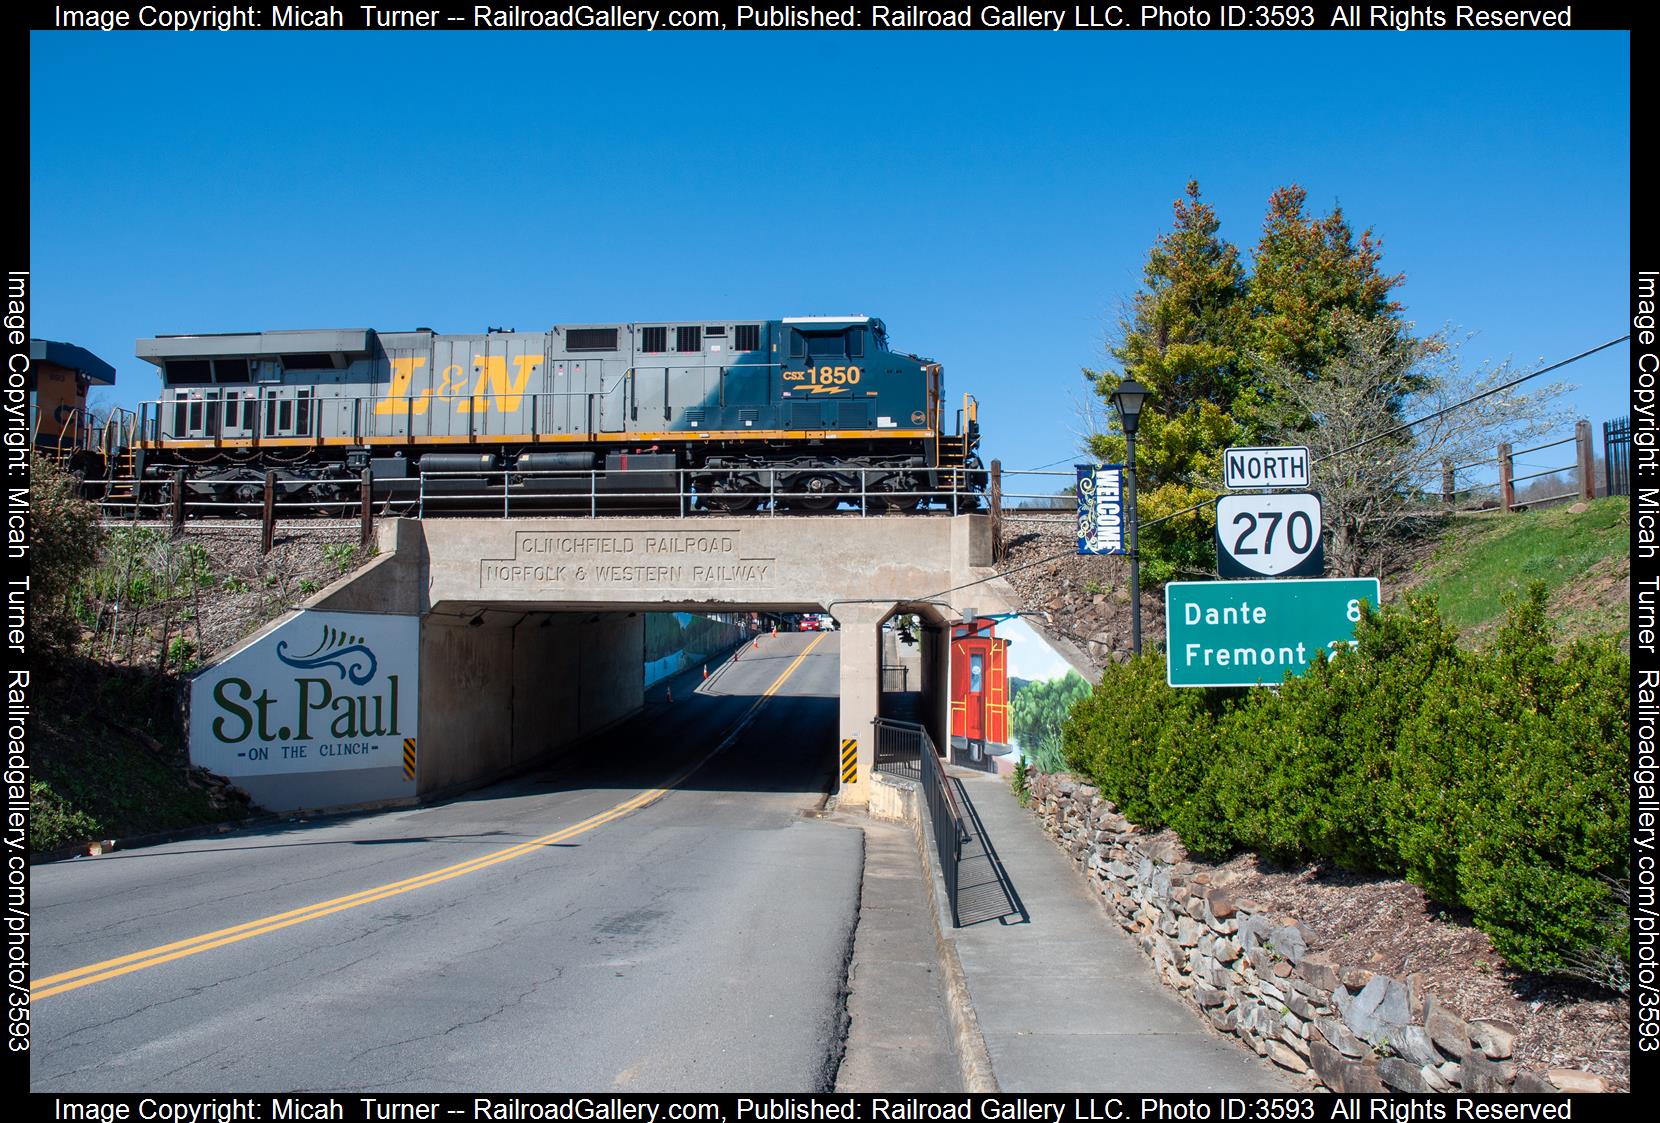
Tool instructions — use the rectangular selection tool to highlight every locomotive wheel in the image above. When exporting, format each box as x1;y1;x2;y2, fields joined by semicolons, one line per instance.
706;493;757;513
790;475;840;511
873;475;922;513
700;475;764;513
230;481;264;516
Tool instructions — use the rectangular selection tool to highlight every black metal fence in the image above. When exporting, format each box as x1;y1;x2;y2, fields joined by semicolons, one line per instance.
873;716;925;782
875;717;967;927
1605;415;1631;497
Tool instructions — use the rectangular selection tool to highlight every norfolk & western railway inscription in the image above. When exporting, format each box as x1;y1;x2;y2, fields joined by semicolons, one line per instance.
480;529;776;590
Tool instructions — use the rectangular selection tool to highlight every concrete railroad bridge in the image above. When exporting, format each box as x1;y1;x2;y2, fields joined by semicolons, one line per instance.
211;514;1019;810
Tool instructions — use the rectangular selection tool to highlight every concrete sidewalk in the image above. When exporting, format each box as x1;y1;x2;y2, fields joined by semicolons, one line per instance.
937;768;1297;1093
835;817;962;1092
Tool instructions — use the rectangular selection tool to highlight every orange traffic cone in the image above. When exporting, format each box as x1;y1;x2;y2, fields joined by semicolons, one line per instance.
702;664;708;680
753;637;759;650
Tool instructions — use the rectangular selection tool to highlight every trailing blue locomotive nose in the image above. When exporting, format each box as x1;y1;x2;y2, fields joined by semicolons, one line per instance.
124;315;981;514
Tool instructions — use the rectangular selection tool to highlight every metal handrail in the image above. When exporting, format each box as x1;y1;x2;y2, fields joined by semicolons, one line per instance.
1509;434;1576;458
876;716;967;928
84;463;991;523
1508;463;1577;486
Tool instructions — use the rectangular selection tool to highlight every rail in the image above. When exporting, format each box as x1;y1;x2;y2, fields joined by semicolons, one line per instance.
874;717;966;927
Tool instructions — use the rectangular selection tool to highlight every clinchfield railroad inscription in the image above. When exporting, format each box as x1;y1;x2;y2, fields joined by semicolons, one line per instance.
481;529;776;590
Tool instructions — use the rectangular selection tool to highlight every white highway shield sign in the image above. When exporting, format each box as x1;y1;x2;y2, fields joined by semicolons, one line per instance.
1216;493;1324;578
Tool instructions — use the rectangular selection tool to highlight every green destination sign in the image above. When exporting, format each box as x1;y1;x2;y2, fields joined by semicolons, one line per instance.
1165;578;1381;688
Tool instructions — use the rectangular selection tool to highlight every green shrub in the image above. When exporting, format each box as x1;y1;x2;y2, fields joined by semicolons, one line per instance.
31;455;104;655
29;780;102;852
78;527;216;610
1063;654;1192;828
166;637;199;674
1062;582;1630;988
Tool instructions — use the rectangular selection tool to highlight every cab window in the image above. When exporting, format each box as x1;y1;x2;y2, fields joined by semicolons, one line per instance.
805;332;845;359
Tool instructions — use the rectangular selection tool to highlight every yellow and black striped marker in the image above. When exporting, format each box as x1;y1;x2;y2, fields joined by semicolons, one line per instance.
841;738;858;785
402;738;416;781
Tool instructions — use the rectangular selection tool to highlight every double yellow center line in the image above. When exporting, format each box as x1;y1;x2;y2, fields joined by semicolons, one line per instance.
32;632;829;1002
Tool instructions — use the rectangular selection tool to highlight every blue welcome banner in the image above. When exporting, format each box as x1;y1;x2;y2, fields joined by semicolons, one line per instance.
1076;464;1126;555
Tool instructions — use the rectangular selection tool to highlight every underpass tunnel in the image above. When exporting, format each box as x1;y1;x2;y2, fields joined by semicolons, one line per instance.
419;605;647;795
418;602;844;804
831;600;955;805
195;515;997;816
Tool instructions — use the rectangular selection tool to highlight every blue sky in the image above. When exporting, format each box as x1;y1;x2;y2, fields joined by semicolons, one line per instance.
30;31;1630;482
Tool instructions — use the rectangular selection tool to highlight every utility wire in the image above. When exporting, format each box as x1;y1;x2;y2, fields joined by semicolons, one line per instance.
1016;455;1082;472
1139;333;1629;532
923;332;1630;603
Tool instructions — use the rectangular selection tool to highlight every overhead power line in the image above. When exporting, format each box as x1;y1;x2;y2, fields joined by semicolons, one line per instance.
1139;333;1630;532
923;332;1631;604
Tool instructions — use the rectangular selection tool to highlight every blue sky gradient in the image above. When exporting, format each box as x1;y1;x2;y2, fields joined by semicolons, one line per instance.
30;31;1630;479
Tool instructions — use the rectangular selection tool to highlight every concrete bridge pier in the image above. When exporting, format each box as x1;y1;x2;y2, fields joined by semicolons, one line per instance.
833;602;892;808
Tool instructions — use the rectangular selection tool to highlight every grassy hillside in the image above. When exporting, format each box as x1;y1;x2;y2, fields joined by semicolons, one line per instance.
32;517;370;853
31;658;250;853
1401;496;1629;647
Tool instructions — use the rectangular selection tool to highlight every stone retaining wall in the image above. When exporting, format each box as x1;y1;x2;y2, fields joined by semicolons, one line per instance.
1027;771;1608;1094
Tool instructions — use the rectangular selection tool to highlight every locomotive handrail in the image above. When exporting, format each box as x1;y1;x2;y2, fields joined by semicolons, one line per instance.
91;462;994;525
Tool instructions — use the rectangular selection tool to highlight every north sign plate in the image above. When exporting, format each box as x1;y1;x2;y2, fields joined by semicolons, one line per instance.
1224;445;1310;491
1165;578;1380;687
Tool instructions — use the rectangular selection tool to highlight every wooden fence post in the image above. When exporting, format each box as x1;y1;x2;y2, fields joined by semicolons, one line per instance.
989;458;1003;564
360;468;374;549
1497;443;1514;512
261;471;276;554
1576;419;1595;501
170;469;186;534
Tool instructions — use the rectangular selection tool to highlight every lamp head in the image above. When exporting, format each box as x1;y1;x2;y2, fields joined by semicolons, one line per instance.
1110;378;1153;436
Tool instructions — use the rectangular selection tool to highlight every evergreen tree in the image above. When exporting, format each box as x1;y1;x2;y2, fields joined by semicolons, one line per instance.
1086;182;1413;583
1246;185;1406;379
1086;181;1251;582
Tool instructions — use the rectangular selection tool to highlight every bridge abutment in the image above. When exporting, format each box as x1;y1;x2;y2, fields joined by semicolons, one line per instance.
188;515;1010;813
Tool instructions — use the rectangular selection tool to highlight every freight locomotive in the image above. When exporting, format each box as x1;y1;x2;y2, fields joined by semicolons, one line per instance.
124;315;982;514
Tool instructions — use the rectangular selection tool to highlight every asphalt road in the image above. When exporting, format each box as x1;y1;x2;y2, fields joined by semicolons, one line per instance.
30;632;860;1092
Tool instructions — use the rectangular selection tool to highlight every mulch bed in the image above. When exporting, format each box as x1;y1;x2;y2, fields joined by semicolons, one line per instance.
1158;831;1631;1090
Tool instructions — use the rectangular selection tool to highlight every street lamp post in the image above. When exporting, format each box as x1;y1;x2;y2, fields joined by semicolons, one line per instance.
1109;379;1152;657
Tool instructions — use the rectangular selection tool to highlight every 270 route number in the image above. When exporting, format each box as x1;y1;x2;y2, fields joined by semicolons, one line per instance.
1215;493;1323;578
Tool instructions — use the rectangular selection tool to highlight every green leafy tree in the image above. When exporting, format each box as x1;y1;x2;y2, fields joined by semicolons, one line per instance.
1086;183;1410;583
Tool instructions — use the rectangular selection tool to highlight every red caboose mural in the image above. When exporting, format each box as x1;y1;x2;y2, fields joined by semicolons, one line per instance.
950;617;1010;764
